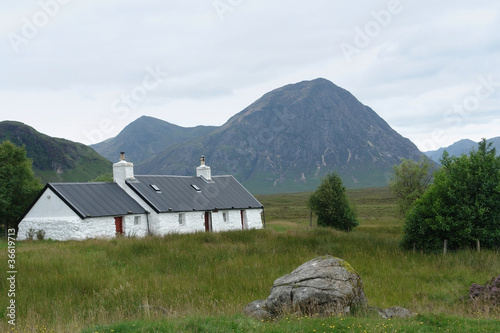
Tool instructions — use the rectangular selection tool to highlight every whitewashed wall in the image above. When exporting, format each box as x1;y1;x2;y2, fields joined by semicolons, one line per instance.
244;209;264;230
153;211;205;235
152;208;263;236
18;188;79;240
123;214;150;238
212;210;239;232
19;216;110;241
23;188;76;219
19;214;148;241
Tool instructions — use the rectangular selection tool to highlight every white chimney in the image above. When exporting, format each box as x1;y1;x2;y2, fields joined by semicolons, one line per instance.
113;152;135;188
196;155;211;180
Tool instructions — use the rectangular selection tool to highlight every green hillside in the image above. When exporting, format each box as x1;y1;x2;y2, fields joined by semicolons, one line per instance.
0;121;111;183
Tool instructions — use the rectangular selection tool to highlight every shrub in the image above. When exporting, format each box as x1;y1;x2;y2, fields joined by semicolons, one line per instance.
0;141;42;230
26;228;36;241
401;139;500;252
308;172;358;232
389;156;433;215
36;229;46;240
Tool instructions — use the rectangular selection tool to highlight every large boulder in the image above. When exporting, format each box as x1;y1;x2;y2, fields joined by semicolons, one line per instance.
244;256;368;319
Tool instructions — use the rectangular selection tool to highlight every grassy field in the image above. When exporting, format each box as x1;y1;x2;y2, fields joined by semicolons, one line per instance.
1;187;499;332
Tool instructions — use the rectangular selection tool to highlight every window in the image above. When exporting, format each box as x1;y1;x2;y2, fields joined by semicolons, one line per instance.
223;211;229;223
190;184;201;192
134;216;141;225
178;213;186;226
150;184;162;193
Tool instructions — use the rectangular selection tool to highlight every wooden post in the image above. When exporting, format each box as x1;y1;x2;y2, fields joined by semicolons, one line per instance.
413;243;416;253
309;211;313;228
443;239;448;255
476;239;480;253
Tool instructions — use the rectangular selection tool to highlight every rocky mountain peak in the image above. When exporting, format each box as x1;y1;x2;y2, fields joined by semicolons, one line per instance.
134;78;423;193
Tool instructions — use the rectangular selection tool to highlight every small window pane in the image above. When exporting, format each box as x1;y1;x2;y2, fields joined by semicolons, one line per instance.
178;213;186;226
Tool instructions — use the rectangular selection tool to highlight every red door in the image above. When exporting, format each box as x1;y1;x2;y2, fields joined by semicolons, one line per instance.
204;212;212;232
115;217;123;234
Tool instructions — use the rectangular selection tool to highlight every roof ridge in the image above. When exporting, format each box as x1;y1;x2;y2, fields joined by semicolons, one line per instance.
50;182;114;185
134;175;233;178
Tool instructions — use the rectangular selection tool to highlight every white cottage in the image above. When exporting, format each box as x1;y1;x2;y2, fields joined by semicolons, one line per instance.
18;154;264;241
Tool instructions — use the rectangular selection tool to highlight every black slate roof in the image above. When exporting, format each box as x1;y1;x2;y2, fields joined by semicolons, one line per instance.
127;175;263;213
47;182;147;219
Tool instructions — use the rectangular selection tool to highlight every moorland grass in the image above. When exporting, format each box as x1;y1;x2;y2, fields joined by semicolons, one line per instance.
0;187;499;332
81;313;500;333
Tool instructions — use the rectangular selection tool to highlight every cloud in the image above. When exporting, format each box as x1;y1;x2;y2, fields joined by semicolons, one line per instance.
0;0;499;149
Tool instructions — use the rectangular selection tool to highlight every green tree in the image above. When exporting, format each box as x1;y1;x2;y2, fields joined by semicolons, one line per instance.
401;139;500;252
0;141;42;232
308;172;358;231
91;172;113;182
389;156;434;215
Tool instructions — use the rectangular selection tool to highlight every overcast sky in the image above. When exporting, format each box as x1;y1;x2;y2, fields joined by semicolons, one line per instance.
1;0;499;152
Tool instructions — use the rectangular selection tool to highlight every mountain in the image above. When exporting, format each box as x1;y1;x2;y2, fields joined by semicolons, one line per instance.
91;116;217;163
0;121;111;183
424;137;500;163
135;78;424;193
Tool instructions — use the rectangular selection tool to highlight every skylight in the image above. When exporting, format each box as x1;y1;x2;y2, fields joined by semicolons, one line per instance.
150;184;161;193
191;184;201;192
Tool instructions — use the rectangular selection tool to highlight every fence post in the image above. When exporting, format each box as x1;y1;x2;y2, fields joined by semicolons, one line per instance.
476;239;480;253
443;239;448;255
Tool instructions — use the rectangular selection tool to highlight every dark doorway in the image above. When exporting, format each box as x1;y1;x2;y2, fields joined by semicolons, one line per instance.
240;210;247;230
204;212;212;232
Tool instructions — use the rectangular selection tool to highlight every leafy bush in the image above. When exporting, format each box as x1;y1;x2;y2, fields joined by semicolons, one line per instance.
26;228;36;241
36;229;46;240
0;141;42;230
308;172;358;231
401;139;500;252
389;156;433;215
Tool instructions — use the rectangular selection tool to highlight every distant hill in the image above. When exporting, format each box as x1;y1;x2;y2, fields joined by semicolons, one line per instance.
0;121;111;183
91;116;217;163
134;78;424;193
424;137;500;163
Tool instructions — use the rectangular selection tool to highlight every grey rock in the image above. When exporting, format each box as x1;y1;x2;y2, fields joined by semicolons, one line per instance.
378;306;416;319
245;256;368;318
243;300;272;320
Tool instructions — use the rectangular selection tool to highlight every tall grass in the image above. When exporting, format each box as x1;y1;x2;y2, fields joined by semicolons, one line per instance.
1;187;499;332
